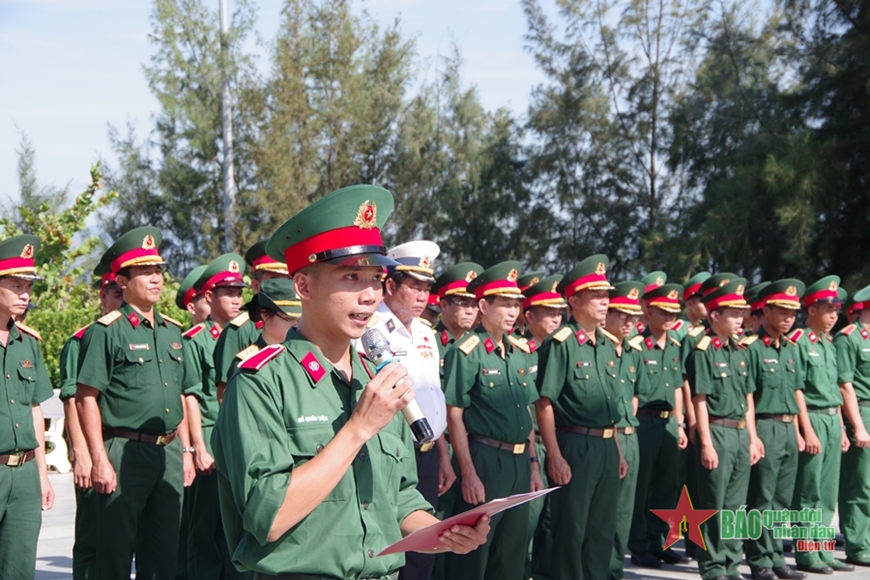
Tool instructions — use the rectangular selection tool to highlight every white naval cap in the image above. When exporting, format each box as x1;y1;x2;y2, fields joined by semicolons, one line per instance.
387;240;440;283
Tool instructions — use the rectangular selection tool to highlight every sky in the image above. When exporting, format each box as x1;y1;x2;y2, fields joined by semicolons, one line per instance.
0;0;551;203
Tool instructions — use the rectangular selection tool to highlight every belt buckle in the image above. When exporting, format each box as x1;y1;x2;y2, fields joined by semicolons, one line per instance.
155;434;170;446
827;407;837;416
659;410;670;419
602;428;614;439
782;414;794;423
623;426;635;435
512;443;526;454
418;441;435;453
737;420;746;430
6;452;23;467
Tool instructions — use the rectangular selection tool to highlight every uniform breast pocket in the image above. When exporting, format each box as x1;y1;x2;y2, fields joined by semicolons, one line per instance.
121;348;154;387
378;431;407;505
164;345;185;385
480;368;507;390
287;426;350;501
858;348;870;373
16;367;37;401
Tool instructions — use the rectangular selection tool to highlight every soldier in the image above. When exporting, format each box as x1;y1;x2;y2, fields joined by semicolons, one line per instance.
604;281;645;580
354;239;452;580
744;282;771;337
835;284;870;567
433;263;484;371
534;254;622;580
75;226;196;579
742;280;807;580
176;265;210;325
443;261;543;580
520;274;566;580
0;235;55;579
212;240;289;401
212;184;488;578
629;283;689;569
844;293;863;325
515;272;544;337
672;272;711;342
637;271;667;336
60;265;123;580
421;293;441;327
790;276;853;573
182;254;250;579
235;277;301;357
689;278;763;580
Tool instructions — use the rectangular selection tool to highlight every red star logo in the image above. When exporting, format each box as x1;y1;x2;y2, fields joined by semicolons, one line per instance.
650;486;718;551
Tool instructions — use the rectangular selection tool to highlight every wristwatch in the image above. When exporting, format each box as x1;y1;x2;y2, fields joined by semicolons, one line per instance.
182;446;196;454
530;456;539;464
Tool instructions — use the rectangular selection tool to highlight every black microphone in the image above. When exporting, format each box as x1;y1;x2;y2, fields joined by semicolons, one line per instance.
361;328;435;444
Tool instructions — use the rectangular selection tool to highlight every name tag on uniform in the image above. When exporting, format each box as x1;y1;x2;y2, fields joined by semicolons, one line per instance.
482;369;501;375
644;359;657;365
808;351;820;357
863;348;870;353
715;362;728;368
391;350;408;357
529;365;538;373
763;358;778;364
577;361;591;367
129;344;150;351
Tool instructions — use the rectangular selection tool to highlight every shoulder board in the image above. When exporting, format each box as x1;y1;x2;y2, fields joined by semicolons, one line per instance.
183;323;205;339
72;322;92;340
733;335;747;349
599;328;619;345
235;344;261;361
97;310;122;326
789;329;804;343
696;336;711;351
628;335;644;351
239;344;285;371
418;317;432;327
741;335;759;347
669;335;682;347
162;315;183;328
553;326;573;343
229;311;250;328
688;326;706;338
366;314;381;329
508;335;530;354
15;322;41;341
841;324;857;336
672;320;684;331
458;334;481;355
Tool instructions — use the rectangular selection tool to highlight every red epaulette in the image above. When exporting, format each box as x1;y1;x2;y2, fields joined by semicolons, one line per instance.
72;323;92;340
183;323;205;339
672;320;684;331
841;324;857;336
789;329;804;343
239;344;285;371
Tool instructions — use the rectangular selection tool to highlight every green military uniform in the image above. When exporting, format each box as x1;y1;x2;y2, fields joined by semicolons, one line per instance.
629;284;686;563
213;240;287;389
0;235;52;579
742;280;805;575
519;274;565;580
688;279;753;580
671;272;711;342
183;254;251;580
604;281;646;580
212;184;434;577
76;227;195;579
432;262;484;372
534;255;621;580
835;286;870;564
173;263;206;580
443;261;536;580
789;276;846;571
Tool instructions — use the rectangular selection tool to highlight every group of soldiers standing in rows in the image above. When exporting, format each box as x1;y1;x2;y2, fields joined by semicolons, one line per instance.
1;183;870;580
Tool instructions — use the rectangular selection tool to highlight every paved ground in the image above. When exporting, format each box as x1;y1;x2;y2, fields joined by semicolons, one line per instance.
36;472;868;579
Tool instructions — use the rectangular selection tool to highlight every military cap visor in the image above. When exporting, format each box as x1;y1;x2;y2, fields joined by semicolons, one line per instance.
434;262;484;300
176;264;208;310
644;283;684;314
198;253;248;294
745;281;771;312
245;239;289;275
560;254;615;296
683;271;712;300
803;275;841;306
522;274;566;310
0;235;42;280
517;271;545;293
257;278;302;317
468;261;525;300
641;271;667;293
93;262;118;290
100;226;166;275
267;185;396;276
760;279;805;310
702;278;750;310
609;281;645;314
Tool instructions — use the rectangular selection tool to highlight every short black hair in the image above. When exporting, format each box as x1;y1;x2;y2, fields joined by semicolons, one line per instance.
116;267;131;279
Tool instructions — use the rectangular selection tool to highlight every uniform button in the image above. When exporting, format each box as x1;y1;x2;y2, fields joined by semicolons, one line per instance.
368;549;375;558
5;374;8;379
159;359;163;363
516;404;520;408
620;379;625;383
363;502;370;510
165;408;170;413
138;357;144;363
315;444;324;453
359;452;367;460
15;423;19;428
665;383;669;387
164;383;168;387
720;373;726;377
489;382;494;387
585;375;589;379
9;399;13;404
607;396;610;400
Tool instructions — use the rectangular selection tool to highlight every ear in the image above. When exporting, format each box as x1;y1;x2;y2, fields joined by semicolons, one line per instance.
204;289;216;305
295;271;313;302
115;274;129;291
478;298;488;316
186;301;197;316
385;277;397;296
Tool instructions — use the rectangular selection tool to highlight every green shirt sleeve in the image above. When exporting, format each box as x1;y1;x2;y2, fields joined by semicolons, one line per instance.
32;339;53;404
183;337;204;398
835;333;857;385
536;336;569;402
443;343;477;408
690;347;713;396
76;324;112;393
59;336;81;400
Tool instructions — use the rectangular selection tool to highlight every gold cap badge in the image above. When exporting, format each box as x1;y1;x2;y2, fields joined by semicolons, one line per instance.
466;270;477;282
595;263;606;276
229;260;240;273
354;201;377;229
667;289;679;300
20;244;34;259
529;277;539;286
786;286;797;296
627;288;639;300
507;269;518;282
736;284;745;295
829;281;838;291
142;235;156;250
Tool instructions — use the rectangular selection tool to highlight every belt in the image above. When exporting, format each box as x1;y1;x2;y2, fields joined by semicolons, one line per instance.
557;425;615;438
615;426;636;435
103;427;177;446
415;441;436;453
709;417;746;430
637;408;673;419
807;406;838;416
858;400;870;408
0;449;35;467
261;572;398;580
468;434;526;454
755;413;795;423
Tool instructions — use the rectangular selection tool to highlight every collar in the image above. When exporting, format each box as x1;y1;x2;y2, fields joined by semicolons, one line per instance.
120;302;165;329
757;327;782;348
4;319;21;342
377;301;416;336
284;328;367;388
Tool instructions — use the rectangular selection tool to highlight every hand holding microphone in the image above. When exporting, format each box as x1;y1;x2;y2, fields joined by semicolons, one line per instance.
362;328;435;444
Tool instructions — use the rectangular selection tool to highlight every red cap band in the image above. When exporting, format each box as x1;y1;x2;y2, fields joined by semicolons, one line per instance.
251;254;285;271
705;293;747;310
763;293;801;309
803;289;839;306
101;272;117;288
109;247;162;275
522;291;564;310
201;271;244;294
683;282;703;301
609;296;641;311
0;256;36;275
474;279;521;300
283;225;384;275
427;294;440;307
565;273;610;297
182;287;199;308
438;280;471;299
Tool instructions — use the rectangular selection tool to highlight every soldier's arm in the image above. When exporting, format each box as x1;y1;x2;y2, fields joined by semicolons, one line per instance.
75;385;115;494
745;393;763;465
835;334;870;447
31;404;54;510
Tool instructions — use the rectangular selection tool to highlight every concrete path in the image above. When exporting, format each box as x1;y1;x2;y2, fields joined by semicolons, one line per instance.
36;472;868;579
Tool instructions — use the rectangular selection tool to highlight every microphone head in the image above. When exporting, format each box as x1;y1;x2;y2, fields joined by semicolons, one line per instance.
361;328;393;367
